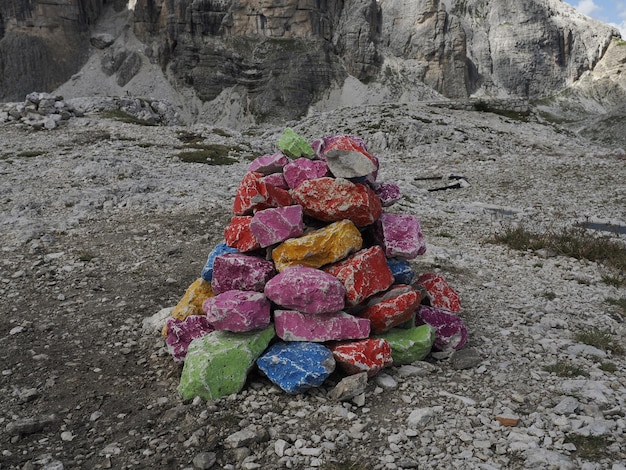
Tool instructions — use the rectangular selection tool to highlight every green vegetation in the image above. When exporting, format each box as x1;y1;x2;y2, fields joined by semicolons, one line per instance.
565;435;613;460
605;297;626;317
176;130;205;145
574;328;623;355
100;109;156;126
320;462;370;470
78;252;96;262
473;100;531;121
601;273;626;287
16;150;47;158
173;144;243;165
541;291;557;301
543;360;588;378
599;361;617;373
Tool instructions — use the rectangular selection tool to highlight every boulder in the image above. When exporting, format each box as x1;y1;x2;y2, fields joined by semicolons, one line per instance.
272;219;363;271
314;134;379;181
203;290;271;332
233;172;294;216
250;205;304;248
247;151;289;175
274;310;370;342
178;325;275;400
264;264;346;314
324;245;394;306
211;253;275;294
331;337;393;377
375;324;436;365
292;177;382;227
262;172;290;190
257;342;335;394
168;278;215;323
283;158;330;189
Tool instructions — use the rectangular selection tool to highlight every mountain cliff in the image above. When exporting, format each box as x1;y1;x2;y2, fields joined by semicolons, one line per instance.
0;0;622;124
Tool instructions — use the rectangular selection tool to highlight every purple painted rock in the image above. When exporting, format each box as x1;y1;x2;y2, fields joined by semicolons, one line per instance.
330;338;393;377
165;315;214;362
250;205;304;248
283;158;329;189
274;310;370;342
262;172;290;190
200;243;238;282
247;151;289;175
264;264;346;314
369;181;402;207
211;253;275;294
373;213;426;259
203;290;271;332
415;272;461;313
417;305;468;351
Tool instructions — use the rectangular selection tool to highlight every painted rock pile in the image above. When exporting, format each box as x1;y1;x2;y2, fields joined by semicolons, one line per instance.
163;129;468;400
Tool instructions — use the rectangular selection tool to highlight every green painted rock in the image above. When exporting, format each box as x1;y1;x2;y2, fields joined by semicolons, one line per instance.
276;128;314;159
178;325;275;400
375;324;435;365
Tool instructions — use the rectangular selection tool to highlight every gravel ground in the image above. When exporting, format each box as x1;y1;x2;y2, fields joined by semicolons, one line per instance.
1;103;625;470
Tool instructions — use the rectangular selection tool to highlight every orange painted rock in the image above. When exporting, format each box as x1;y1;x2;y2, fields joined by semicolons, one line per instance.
272;219;363;271
224;216;261;252
292;177;382;227
233;171;294;216
163;278;215;336
415;272;461;313
331;338;393;377
359;285;422;334
324;245;394;307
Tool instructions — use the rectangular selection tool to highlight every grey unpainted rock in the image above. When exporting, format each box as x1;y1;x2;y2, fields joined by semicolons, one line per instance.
192;452;216;469
224;425;269;449
5;413;58;436
450;346;482;370
329;372;368;401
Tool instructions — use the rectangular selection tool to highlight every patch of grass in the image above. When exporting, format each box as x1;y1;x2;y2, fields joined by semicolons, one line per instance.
574;328;624;355
213;128;231;137
176;130;205;145
543;360;588;377
320;462;370;470
488;224;626;272
71;130;112;145
100;109;156;126
605;297;626;317
602;273;626;287
16;150;46;158
473;100;530;121
565;435;613;460
172;144;240;165
437;231;454;238
541;291;557;300
78;252;96;262
599;361;617;373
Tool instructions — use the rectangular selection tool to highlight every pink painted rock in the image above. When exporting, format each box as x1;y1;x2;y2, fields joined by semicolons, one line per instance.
417;305;468;351
203;290;271;332
165;315;214;362
211;253;275;294
262;172;289;190
233;171;294;216
274;310;370;342
292;177;382;227
415;273;461;313
324;246;394;307
224;216;261;252
250;205;304;248
314;135;379;180
369;181;402;207
331;338;393;377
283;158;330;189
247;151;289;175
373;213;426;259
264;264;346;314
359;285;422;334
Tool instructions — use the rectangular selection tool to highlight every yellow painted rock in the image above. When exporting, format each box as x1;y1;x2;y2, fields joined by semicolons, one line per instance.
163;278;214;336
272;219;363;271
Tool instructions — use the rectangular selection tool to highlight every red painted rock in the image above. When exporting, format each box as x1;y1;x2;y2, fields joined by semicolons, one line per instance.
283;158;329;189
211;253;275;294
203;290;271;332
292;177;382;227
165;315;215;362
247;151;289;175
324;246;394;307
314;135;379;180
417;305;468;351
262;172;289;190
250;205;304;248
331;338;393;377
274;310;370;342
415;272;461;313
373;213;426;259
224;216;261;252
233;171;294;216
359;285;422;334
264;264;346;314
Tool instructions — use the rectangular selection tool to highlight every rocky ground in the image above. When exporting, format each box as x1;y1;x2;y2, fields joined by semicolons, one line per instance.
1;103;625;470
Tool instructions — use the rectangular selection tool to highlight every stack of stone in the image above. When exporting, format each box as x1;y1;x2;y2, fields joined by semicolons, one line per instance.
163;129;468;400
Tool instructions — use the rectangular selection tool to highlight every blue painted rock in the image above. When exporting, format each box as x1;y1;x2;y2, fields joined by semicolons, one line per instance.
274;310;370;342
415;272;461;313
201;243;239;282
373;213;426;259
165;315;214;362
330;338;393;377
250;205;304;248
417;305;468;351
386;257;415;285
247;151;289;175
257;342;335;394
211;253;275;294
283;158;329;189
203;290;271;332
264;264;346;314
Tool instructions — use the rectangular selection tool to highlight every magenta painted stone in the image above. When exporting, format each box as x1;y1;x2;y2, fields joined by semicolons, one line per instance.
374;213;426;259
415;272;461;313
274;310;370;342
250;205;304;248
165;315;214;362
369;181;402;207
283;158;330;189
247;151;289;175
264;264;346;314
211;253;275;294
262;172;290;190
203;290;271;332
417;305;468;351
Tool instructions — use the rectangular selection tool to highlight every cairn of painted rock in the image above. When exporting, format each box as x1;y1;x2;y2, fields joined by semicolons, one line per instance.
163;129;469;400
